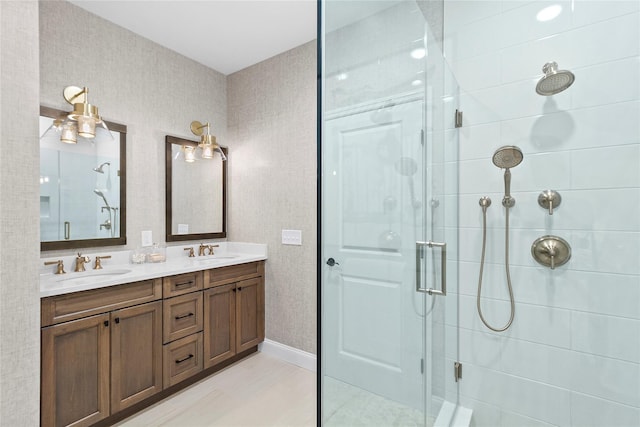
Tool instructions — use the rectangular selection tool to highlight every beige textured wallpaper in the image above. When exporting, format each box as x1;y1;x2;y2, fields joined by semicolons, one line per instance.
39;1;317;358
39;1;227;256
228;42;318;354
0;1;41;424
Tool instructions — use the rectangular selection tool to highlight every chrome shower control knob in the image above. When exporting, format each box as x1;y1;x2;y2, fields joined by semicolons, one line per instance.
538;190;561;215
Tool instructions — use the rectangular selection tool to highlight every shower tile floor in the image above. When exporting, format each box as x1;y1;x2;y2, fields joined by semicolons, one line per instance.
323;376;431;427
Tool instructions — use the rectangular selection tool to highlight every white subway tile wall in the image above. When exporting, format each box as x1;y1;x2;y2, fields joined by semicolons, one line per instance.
446;1;640;425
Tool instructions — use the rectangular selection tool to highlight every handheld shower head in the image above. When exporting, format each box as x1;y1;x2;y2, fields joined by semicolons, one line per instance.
93;162;110;174
94;189;110;208
492;146;523;169
492;146;523;208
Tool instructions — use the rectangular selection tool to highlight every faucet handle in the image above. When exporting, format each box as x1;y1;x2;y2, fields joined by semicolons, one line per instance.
44;260;66;275
94;255;111;270
206;244;219;255
184;247;195;257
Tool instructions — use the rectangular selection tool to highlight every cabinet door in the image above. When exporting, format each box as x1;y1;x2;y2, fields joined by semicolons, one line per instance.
236;277;265;353
203;284;236;368
110;301;163;413
41;313;110;427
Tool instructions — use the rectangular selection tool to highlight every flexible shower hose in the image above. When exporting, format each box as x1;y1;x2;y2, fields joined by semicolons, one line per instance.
477;202;515;332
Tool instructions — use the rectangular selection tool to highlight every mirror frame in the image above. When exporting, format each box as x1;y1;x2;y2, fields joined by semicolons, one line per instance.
40;106;127;251
165;135;227;242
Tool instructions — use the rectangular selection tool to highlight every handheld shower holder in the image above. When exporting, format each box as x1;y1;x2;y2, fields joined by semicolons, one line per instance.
502;196;515;208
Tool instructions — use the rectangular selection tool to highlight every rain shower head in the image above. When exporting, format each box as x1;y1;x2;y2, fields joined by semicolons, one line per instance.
492;146;523;169
93;162;110;174
536;61;575;96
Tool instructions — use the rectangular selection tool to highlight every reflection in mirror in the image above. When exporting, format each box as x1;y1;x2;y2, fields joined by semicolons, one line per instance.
166;135;227;241
40;106;126;251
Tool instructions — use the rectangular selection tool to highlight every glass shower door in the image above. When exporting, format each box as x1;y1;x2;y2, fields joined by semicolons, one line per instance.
320;1;459;425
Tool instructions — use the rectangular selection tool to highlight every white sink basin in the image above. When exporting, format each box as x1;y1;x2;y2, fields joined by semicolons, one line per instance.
54;268;132;284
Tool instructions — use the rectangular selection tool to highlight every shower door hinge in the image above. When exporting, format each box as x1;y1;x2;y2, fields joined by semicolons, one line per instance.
420;358;424;374
420;129;424;146
454;361;462;382
455;109;463;128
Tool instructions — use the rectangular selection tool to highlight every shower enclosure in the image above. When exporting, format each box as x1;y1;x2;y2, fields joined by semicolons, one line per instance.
320;1;640;426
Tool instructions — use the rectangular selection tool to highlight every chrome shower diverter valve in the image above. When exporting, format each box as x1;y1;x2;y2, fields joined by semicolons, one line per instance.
531;235;571;270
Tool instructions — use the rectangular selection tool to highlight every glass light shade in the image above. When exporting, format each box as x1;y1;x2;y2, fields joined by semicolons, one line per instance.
88;121;114;143
201;144;214;159
77;115;96;138
183;145;196;162
60;122;78;144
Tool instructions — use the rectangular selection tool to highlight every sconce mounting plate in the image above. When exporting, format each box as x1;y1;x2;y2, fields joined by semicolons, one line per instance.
63;86;86;105
190;120;205;136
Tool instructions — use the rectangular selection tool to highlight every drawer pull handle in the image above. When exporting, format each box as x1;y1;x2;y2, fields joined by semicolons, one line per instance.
175;312;194;320
175;354;194;364
175;281;194;288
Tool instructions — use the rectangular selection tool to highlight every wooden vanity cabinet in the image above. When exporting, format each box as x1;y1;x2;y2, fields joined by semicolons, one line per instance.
41;261;264;427
41;279;163;427
203;261;265;369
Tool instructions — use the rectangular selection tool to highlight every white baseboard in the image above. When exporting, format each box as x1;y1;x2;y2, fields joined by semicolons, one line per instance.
258;339;317;372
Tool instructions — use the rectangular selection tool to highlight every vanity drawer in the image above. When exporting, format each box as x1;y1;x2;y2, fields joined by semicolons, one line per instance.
163;292;203;343
204;261;264;288
163;271;203;298
41;279;162;327
163;332;203;388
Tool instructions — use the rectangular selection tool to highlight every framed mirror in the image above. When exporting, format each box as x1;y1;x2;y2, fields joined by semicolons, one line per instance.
40;106;127;251
165;135;227;241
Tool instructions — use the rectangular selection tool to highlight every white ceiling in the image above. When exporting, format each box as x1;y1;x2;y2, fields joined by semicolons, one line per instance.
69;1;403;76
69;0;318;75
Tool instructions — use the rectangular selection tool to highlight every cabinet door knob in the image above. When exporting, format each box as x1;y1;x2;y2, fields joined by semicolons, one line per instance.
115;317;120;324
104;320;109;327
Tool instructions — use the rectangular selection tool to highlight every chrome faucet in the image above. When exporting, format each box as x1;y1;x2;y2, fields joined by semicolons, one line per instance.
75;253;91;272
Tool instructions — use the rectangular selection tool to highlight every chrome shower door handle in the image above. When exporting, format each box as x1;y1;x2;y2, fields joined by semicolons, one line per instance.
416;241;447;296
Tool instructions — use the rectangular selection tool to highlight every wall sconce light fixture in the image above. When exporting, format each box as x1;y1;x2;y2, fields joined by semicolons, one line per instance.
41;85;112;144
189;120;227;161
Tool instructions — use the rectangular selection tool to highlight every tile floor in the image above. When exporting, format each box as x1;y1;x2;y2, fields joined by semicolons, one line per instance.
116;352;316;427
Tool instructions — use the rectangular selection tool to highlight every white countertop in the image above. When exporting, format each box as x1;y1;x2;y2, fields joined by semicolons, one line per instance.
40;242;267;298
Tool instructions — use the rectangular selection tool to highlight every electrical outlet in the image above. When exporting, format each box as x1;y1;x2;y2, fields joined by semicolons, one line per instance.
141;230;153;247
282;229;302;246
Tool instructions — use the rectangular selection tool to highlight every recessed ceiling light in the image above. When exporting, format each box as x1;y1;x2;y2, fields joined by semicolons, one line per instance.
336;73;348;81
411;79;423;87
